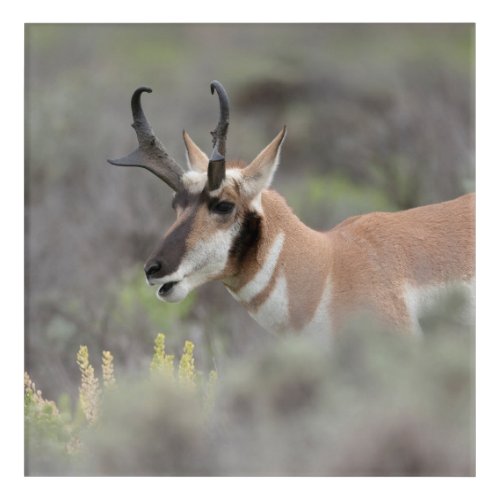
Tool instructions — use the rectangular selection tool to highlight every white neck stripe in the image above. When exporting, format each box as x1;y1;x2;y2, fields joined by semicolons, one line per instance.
235;232;285;303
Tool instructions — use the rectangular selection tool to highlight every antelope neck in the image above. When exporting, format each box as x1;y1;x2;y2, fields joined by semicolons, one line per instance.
224;190;334;334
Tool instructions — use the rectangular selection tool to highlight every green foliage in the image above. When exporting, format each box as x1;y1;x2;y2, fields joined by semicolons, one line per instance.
284;173;397;229
25;301;474;476
79;376;210;476
307;173;395;212
24;373;75;475
116;269;195;331
212;321;474;476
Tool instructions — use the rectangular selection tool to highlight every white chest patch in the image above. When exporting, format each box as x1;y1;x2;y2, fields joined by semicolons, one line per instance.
248;271;289;334
234;232;285;303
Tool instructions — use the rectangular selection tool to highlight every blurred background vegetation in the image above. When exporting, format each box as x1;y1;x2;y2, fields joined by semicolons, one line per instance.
25;24;474;475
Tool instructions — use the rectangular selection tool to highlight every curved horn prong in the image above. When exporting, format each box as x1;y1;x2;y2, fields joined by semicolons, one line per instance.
108;87;184;191
210;80;230;155
207;80;230;191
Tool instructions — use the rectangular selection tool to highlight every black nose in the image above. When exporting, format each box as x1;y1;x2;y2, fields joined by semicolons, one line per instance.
145;260;162;279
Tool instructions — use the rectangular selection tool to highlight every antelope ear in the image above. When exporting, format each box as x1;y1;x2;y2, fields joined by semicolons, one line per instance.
242;126;287;197
183;130;209;172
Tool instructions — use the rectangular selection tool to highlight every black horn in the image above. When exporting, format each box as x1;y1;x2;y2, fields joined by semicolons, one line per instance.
108;87;184;191
209;80;230;155
207;80;230;191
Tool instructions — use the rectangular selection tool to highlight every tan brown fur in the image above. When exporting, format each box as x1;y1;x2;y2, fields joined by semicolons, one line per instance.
150;126;474;335
224;190;333;330
183;130;209;171
112;85;475;335
327;192;475;329
225;190;475;333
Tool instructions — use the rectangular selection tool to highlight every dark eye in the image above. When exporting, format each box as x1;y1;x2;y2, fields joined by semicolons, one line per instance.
212;201;235;214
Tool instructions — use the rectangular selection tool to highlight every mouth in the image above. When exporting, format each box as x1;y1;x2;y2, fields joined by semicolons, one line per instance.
158;281;179;297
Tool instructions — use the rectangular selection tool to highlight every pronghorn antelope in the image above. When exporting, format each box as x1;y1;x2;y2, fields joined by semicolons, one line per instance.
109;82;475;336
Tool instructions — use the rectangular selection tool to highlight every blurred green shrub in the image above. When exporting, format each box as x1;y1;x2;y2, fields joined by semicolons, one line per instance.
216;317;473;476
25;298;474;476
283;173;397;229
24;373;76;475
116;270;195;331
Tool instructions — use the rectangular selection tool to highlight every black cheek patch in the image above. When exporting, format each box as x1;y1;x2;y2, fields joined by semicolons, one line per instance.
230;211;261;263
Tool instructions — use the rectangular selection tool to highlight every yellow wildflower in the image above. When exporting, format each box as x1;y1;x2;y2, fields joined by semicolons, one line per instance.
102;351;116;389
150;333;175;378
24;371;59;416
150;333;166;372
76;346;100;424
178;340;196;387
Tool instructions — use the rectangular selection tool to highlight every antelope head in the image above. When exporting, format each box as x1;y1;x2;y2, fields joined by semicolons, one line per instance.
109;82;286;303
